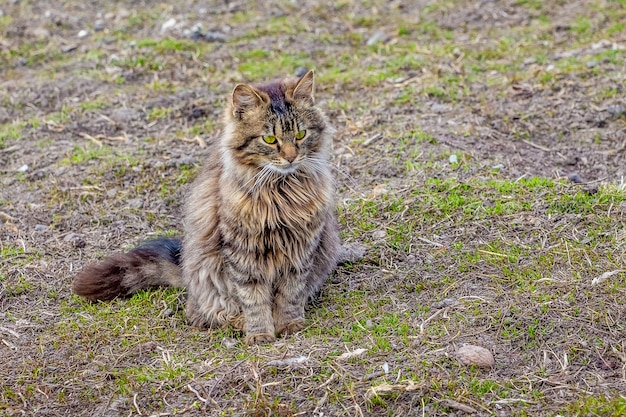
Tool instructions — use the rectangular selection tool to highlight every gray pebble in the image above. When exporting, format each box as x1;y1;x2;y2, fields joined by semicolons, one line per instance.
567;173;584;184
34;224;48;232
607;105;626;117
110;108;140;123
94;20;105;32
61;44;78;53
203;31;228;42
295;67;309;77
221;337;238;349
166;156;197;167
431;103;450;113
63;233;80;242
432;298;456;309
127;198;143;209
366;30;388;46
586;60;598;68
29;27;51;39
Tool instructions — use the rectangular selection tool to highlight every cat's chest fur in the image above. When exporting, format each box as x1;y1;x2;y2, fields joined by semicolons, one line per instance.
217;171;331;273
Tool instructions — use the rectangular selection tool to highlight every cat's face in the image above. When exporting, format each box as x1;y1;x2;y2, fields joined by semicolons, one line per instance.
225;71;330;176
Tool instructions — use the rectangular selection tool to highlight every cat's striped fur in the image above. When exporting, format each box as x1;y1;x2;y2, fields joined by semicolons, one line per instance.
72;70;340;344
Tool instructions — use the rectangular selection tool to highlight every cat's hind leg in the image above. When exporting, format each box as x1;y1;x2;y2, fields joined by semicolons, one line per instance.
184;264;242;330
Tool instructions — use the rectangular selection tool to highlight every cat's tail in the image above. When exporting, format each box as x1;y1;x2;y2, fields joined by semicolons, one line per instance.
72;238;185;301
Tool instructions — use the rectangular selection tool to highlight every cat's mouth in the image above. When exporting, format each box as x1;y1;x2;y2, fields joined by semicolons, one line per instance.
268;161;301;175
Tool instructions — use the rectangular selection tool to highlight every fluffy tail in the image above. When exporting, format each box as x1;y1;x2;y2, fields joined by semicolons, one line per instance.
72;238;184;302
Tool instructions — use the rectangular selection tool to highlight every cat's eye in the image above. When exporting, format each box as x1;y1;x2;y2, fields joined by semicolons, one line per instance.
295;130;306;140
262;135;277;144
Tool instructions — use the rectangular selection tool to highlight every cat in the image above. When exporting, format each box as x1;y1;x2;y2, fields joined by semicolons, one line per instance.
72;70;345;345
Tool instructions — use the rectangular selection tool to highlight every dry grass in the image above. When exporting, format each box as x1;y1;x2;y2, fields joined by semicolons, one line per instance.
1;0;625;416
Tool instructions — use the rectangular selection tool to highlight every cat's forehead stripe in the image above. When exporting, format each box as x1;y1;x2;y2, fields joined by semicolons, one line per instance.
256;81;288;115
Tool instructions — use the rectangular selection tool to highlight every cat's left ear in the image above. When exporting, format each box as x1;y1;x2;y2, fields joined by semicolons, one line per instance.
232;84;267;118
291;70;315;105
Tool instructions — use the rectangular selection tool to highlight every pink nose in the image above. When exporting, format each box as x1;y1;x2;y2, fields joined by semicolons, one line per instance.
284;153;296;163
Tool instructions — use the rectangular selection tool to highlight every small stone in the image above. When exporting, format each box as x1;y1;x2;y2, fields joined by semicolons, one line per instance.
449;154;458;164
34;224;48;232
607;105;626;116
432;298;456;309
94;20;105;32
110;108;139;123
63;233;86;248
28;27;51;39
203;31;228;42
222;337;238;349
456;344;495;368
368;184;388;199
586;60;598;68
63;233;79;242
372;230;386;240
77;30;89;38
127;198;143;209
161;18;177;32
17;164;29;172
431;103;449;113
190;22;203;34
295;67;309;77
117;8;130;19
582;184;598;195
366;30;388;46
567;173;584;184
61;44;78;53
165;156;197;167
189;106;206;119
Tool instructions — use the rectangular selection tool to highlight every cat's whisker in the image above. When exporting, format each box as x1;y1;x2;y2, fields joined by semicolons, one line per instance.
250;166;277;195
240;167;268;191
306;157;355;188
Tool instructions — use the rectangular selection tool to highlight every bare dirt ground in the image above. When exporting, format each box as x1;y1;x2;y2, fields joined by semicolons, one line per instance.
1;1;625;416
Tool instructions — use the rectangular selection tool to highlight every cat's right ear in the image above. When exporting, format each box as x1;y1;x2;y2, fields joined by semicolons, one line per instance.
232;84;266;118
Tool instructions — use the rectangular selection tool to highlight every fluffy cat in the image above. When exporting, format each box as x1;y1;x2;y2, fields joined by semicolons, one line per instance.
72;70;342;344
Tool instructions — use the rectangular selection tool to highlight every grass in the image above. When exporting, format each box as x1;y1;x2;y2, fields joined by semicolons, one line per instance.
1;0;625;416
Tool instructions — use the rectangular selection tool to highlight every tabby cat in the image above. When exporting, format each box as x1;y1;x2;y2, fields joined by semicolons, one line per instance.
72;70;341;344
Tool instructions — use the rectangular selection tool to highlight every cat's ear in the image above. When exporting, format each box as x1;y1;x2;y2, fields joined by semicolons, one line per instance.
292;70;315;104
232;84;266;117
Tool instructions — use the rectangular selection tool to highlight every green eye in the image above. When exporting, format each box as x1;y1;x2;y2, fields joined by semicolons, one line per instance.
262;135;277;144
295;130;306;140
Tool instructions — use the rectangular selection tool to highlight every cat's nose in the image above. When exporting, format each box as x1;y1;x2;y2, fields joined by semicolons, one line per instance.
282;144;297;163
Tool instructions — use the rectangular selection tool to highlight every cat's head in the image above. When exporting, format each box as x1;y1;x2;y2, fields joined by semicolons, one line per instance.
224;70;331;176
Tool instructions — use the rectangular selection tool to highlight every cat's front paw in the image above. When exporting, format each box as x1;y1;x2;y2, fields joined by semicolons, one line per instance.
276;320;305;337
245;332;276;345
